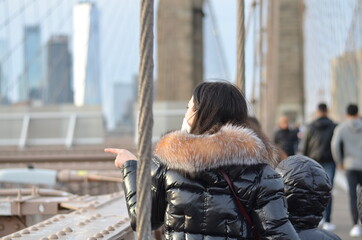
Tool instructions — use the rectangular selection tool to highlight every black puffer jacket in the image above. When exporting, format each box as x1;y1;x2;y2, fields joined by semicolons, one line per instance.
298;117;336;163
122;125;299;239
276;155;341;240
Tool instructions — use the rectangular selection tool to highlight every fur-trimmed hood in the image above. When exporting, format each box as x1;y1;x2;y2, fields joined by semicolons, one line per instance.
154;125;279;173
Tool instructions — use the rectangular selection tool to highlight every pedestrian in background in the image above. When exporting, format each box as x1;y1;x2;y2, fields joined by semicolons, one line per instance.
331;104;362;237
274;115;299;156
298;103;337;231
276;155;341;240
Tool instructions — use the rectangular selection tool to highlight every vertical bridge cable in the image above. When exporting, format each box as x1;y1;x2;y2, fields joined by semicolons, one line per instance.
250;1;257;110
137;0;154;239
236;0;245;93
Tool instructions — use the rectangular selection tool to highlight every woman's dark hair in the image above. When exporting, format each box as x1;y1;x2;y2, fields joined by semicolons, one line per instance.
190;81;279;164
190;81;248;134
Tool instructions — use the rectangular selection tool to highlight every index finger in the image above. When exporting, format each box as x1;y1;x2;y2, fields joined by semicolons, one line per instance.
104;148;122;154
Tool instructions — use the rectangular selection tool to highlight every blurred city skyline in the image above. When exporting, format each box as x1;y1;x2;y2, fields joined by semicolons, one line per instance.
0;0;246;130
0;0;360;128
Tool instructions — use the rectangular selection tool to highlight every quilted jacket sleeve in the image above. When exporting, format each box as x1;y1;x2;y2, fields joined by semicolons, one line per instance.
121;157;167;231
251;165;300;240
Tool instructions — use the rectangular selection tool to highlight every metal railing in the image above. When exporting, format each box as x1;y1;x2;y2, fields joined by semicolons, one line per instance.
0;112;104;149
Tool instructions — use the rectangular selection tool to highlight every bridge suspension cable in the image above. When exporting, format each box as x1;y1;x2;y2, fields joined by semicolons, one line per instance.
136;0;154;239
236;0;245;92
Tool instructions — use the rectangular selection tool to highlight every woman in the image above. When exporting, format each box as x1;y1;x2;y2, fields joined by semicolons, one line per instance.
276;155;341;240
106;82;299;239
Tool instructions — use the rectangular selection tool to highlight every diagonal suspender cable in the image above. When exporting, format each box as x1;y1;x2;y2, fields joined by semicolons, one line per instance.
236;0;245;93
137;0;154;239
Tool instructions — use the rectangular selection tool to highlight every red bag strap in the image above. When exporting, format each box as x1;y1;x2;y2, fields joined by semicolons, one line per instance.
219;170;259;240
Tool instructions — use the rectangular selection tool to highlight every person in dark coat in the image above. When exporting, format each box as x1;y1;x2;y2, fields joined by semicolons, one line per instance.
106;82;299;240
276;155;341;240
298;103;337;231
274;116;299;156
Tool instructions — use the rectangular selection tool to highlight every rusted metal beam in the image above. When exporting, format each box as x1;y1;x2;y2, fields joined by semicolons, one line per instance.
0;188;73;216
1;190;133;239
0;216;27;237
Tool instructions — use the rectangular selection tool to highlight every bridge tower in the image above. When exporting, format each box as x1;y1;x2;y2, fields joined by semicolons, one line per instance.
153;0;204;139
262;0;305;136
157;0;204;101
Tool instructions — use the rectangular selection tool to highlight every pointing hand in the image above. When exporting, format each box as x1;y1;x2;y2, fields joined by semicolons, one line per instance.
104;148;137;168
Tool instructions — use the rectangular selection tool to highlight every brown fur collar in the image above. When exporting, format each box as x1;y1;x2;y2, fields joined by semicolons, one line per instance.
154;125;279;173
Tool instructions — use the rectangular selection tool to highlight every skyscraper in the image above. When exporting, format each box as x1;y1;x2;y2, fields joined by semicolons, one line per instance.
73;2;101;106
22;25;43;102
45;36;72;104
